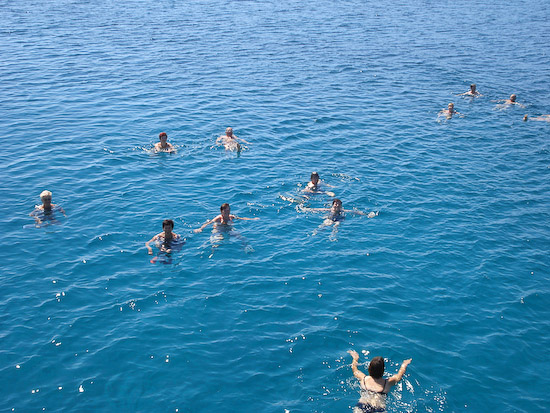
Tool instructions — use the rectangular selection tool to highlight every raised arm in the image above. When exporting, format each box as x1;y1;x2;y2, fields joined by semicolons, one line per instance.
388;359;412;386
348;350;367;381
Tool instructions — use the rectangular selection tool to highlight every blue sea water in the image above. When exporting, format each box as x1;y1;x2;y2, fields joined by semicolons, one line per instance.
1;0;549;411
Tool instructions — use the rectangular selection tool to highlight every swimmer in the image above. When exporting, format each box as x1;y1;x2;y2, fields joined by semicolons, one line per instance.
193;203;259;233
438;102;463;119
215;127;250;151
145;219;181;257
304;172;335;197
301;198;378;239
29;190;66;226
495;94;525;109
303;198;377;220
524;114;550;122
458;83;482;97
348;350;412;413
154;132;175;153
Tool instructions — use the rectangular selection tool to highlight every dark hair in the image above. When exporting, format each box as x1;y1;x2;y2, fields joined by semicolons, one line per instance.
159;132;167;138
332;198;342;205
311;171;319;180
470;83;476;88
368;356;385;379
162;219;174;229
220;203;230;212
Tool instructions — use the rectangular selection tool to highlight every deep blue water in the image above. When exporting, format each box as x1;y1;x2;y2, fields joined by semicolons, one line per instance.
1;0;549;411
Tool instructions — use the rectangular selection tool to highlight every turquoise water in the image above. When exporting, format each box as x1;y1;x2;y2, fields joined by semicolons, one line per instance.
1;0;550;411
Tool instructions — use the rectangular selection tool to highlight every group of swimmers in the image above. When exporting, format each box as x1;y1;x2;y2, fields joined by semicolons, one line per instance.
438;84;549;121
153;127;250;153
140;171;377;260
41;96;550;409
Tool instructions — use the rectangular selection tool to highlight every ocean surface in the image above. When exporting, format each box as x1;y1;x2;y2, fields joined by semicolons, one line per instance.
1;0;549;411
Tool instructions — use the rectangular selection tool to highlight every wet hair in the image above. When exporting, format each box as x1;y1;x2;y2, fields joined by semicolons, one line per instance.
220;203;230;212
368;356;385;379
40;190;52;199
470;83;476;89
332;198;342;206
311;171;320;180
159;132;167;139
162;219;174;229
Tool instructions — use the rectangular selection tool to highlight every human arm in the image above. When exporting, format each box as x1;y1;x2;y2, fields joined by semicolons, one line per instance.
387;358;412;386
300;206;330;212
342;208;367;215
236;136;251;145
341;209;378;217
233;215;259;221
145;234;159;255
348;350;367;381
194;218;216;233
30;209;42;224
54;204;66;216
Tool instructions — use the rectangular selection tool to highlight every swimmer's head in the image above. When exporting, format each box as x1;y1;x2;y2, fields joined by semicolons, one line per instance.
448;102;454;110
162;219;174;231
225;127;233;137
40;190;52;201
510;94;517;102
220;203;230;213
368;356;385;379
523;114;528;121
310;172;320;184
331;198;343;212
159;132;168;141
470;84;476;92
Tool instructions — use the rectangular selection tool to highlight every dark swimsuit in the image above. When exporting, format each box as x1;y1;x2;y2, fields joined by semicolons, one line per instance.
355;379;388;413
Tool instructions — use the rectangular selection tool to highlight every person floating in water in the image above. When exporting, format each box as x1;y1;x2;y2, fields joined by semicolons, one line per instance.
300;198;378;239
215;127;250;152
154;132;175;153
29;190;66;227
145;219;182;263
438;102;463;119
304;172;336;197
348;350;412;413
194;203;258;256
458;83;482;97
495;94;525;109
523;114;550;122
194;203;259;233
